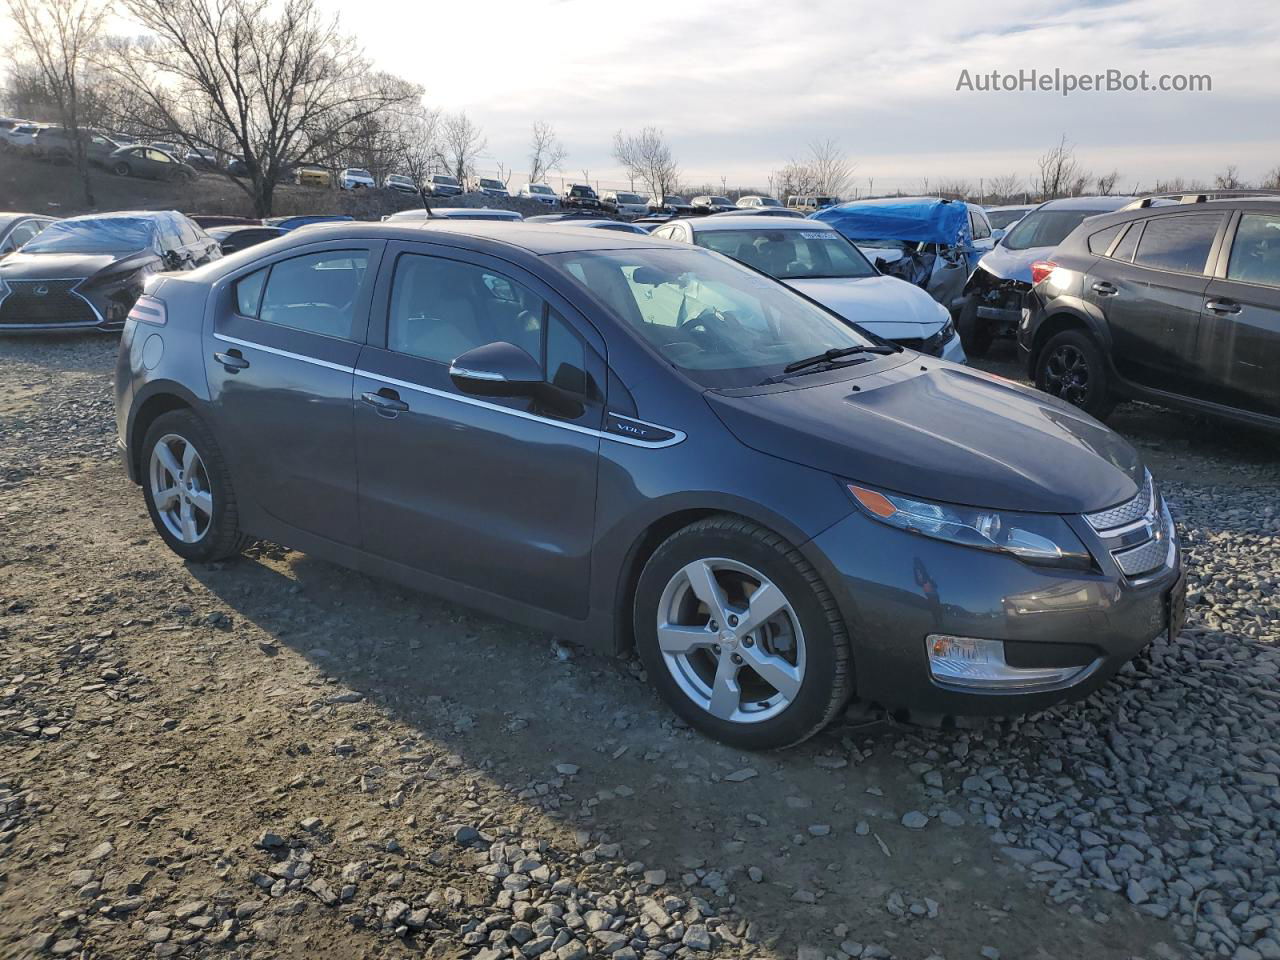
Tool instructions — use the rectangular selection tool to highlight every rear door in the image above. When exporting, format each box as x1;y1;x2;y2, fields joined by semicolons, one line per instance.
1196;210;1280;417
353;240;605;618
1094;211;1225;396
205;241;383;545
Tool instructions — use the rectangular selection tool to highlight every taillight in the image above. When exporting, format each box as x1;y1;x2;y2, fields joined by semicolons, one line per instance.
1030;260;1057;285
128;294;167;326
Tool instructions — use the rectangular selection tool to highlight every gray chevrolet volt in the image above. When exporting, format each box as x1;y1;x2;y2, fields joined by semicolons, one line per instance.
114;221;1186;749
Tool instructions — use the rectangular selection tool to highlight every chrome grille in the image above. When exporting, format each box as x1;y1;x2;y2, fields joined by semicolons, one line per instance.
1085;471;1155;532
0;278;98;325
1112;503;1175;577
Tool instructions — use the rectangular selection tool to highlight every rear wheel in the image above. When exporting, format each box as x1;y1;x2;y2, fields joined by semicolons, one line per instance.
113;161;131;177
634;515;852;750
142;410;250;562
1035;329;1115;420
956;296;993;357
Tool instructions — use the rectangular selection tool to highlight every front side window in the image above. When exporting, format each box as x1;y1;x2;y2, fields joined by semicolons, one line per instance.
387;255;542;364
552;248;874;389
239;250;369;339
1226;213;1280;288
695;228;877;280
1133;214;1221;274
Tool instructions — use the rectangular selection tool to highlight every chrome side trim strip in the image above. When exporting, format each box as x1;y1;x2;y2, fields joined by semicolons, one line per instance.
355;368;687;449
209;332;686;449
212;332;355;374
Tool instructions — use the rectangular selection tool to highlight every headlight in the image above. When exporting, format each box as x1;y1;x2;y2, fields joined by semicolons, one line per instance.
847;484;1093;569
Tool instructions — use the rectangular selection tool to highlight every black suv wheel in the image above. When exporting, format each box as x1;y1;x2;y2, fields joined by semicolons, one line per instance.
1035;329;1115;420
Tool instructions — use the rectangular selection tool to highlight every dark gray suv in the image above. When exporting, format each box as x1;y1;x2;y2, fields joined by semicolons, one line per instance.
114;221;1185;749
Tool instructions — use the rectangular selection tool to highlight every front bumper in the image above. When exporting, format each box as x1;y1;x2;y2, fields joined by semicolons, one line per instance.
808;507;1183;717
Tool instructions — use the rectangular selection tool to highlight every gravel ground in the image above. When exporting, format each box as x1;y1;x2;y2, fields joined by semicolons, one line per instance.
0;334;1276;960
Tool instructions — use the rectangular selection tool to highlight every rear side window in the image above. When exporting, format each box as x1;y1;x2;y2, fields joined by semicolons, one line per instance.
235;267;266;316
1133;214;1221;274
1110;222;1141;262
240;251;369;339
1088;224;1124;255
1226;213;1280;288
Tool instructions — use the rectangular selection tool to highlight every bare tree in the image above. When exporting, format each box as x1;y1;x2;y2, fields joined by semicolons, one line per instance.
6;0;106;207
933;178;971;199
389;105;439;194
1034;135;1083;199
806;138;854;197
527;120;566;185
1095;169;1121;196
439;111;485;184
775;160;817;201
1262;165;1280;190
612;127;679;201
1213;165;1244;189
986;172;1022;202
100;0;420;216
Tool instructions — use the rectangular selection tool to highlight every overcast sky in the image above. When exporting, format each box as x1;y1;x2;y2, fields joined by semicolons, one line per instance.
314;0;1277;193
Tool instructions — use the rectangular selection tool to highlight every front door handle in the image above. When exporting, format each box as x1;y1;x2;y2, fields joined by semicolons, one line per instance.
214;349;249;372
361;388;409;416
1205;299;1241;315
1091;281;1118;296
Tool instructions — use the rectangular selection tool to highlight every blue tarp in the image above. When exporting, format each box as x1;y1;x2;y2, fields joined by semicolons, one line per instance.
812;198;971;247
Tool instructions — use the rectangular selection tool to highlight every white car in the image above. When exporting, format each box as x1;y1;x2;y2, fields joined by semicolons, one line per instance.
3;122;50;154
340;167;376;190
384;173;418;194
653;215;966;364
737;195;783;209
603;191;650;216
519;183;560;206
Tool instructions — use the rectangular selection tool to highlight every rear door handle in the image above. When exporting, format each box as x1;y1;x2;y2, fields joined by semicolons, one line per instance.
361;388;409;416
1091;281;1118;296
1205;299;1241;315
214;349;249;372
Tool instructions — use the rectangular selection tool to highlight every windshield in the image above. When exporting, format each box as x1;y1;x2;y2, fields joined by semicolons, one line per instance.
851;237;916;253
480;179;504;189
1002;208;1109;250
570;186;596;197
695;228;878;280
617;193;643;203
758;196;781;206
348;169;371;177
433;175;459;185
529;184;554;194
550;248;873;389
23;217;156;255
986;208;1029;230
710;197;732;205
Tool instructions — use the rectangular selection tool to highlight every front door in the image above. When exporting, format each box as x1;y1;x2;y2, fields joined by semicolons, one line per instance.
1196;211;1280;417
353;241;605;619
1095;212;1224;395
205;241;383;545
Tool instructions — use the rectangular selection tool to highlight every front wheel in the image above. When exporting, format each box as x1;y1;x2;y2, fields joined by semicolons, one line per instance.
634;515;852;750
1035;329;1115;420
113;161;131;177
141;410;250;562
956;296;993;357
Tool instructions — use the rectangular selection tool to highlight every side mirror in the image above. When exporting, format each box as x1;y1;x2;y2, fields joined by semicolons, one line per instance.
449;341;542;397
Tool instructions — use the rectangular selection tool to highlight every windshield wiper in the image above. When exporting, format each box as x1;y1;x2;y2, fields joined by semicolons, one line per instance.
756;345;899;386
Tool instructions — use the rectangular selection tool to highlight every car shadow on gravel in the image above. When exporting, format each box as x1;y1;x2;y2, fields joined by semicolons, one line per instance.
186;547;1183;960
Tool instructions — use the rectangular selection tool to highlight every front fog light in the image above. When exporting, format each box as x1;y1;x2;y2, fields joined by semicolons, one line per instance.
926;635;1092;692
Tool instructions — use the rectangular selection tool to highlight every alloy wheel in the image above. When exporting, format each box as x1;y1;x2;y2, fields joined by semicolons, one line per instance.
1043;344;1091;406
656;558;805;724
149;433;213;543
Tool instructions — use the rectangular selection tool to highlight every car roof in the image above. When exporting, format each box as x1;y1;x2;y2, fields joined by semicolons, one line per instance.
681;215;835;233
1036;195;1135;211
985;204;1035;212
52;209;177;224
288;220;675;256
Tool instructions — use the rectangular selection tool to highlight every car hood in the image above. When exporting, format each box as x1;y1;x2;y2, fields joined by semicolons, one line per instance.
976;242;1050;284
785;275;949;339
706;358;1142;514
0;250;149;282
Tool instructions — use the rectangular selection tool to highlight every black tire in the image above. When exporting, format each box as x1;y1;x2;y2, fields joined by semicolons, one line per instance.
633;515;853;750
956;296;993;357
1035;329;1115;420
113;161;130;177
141;409;250;562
